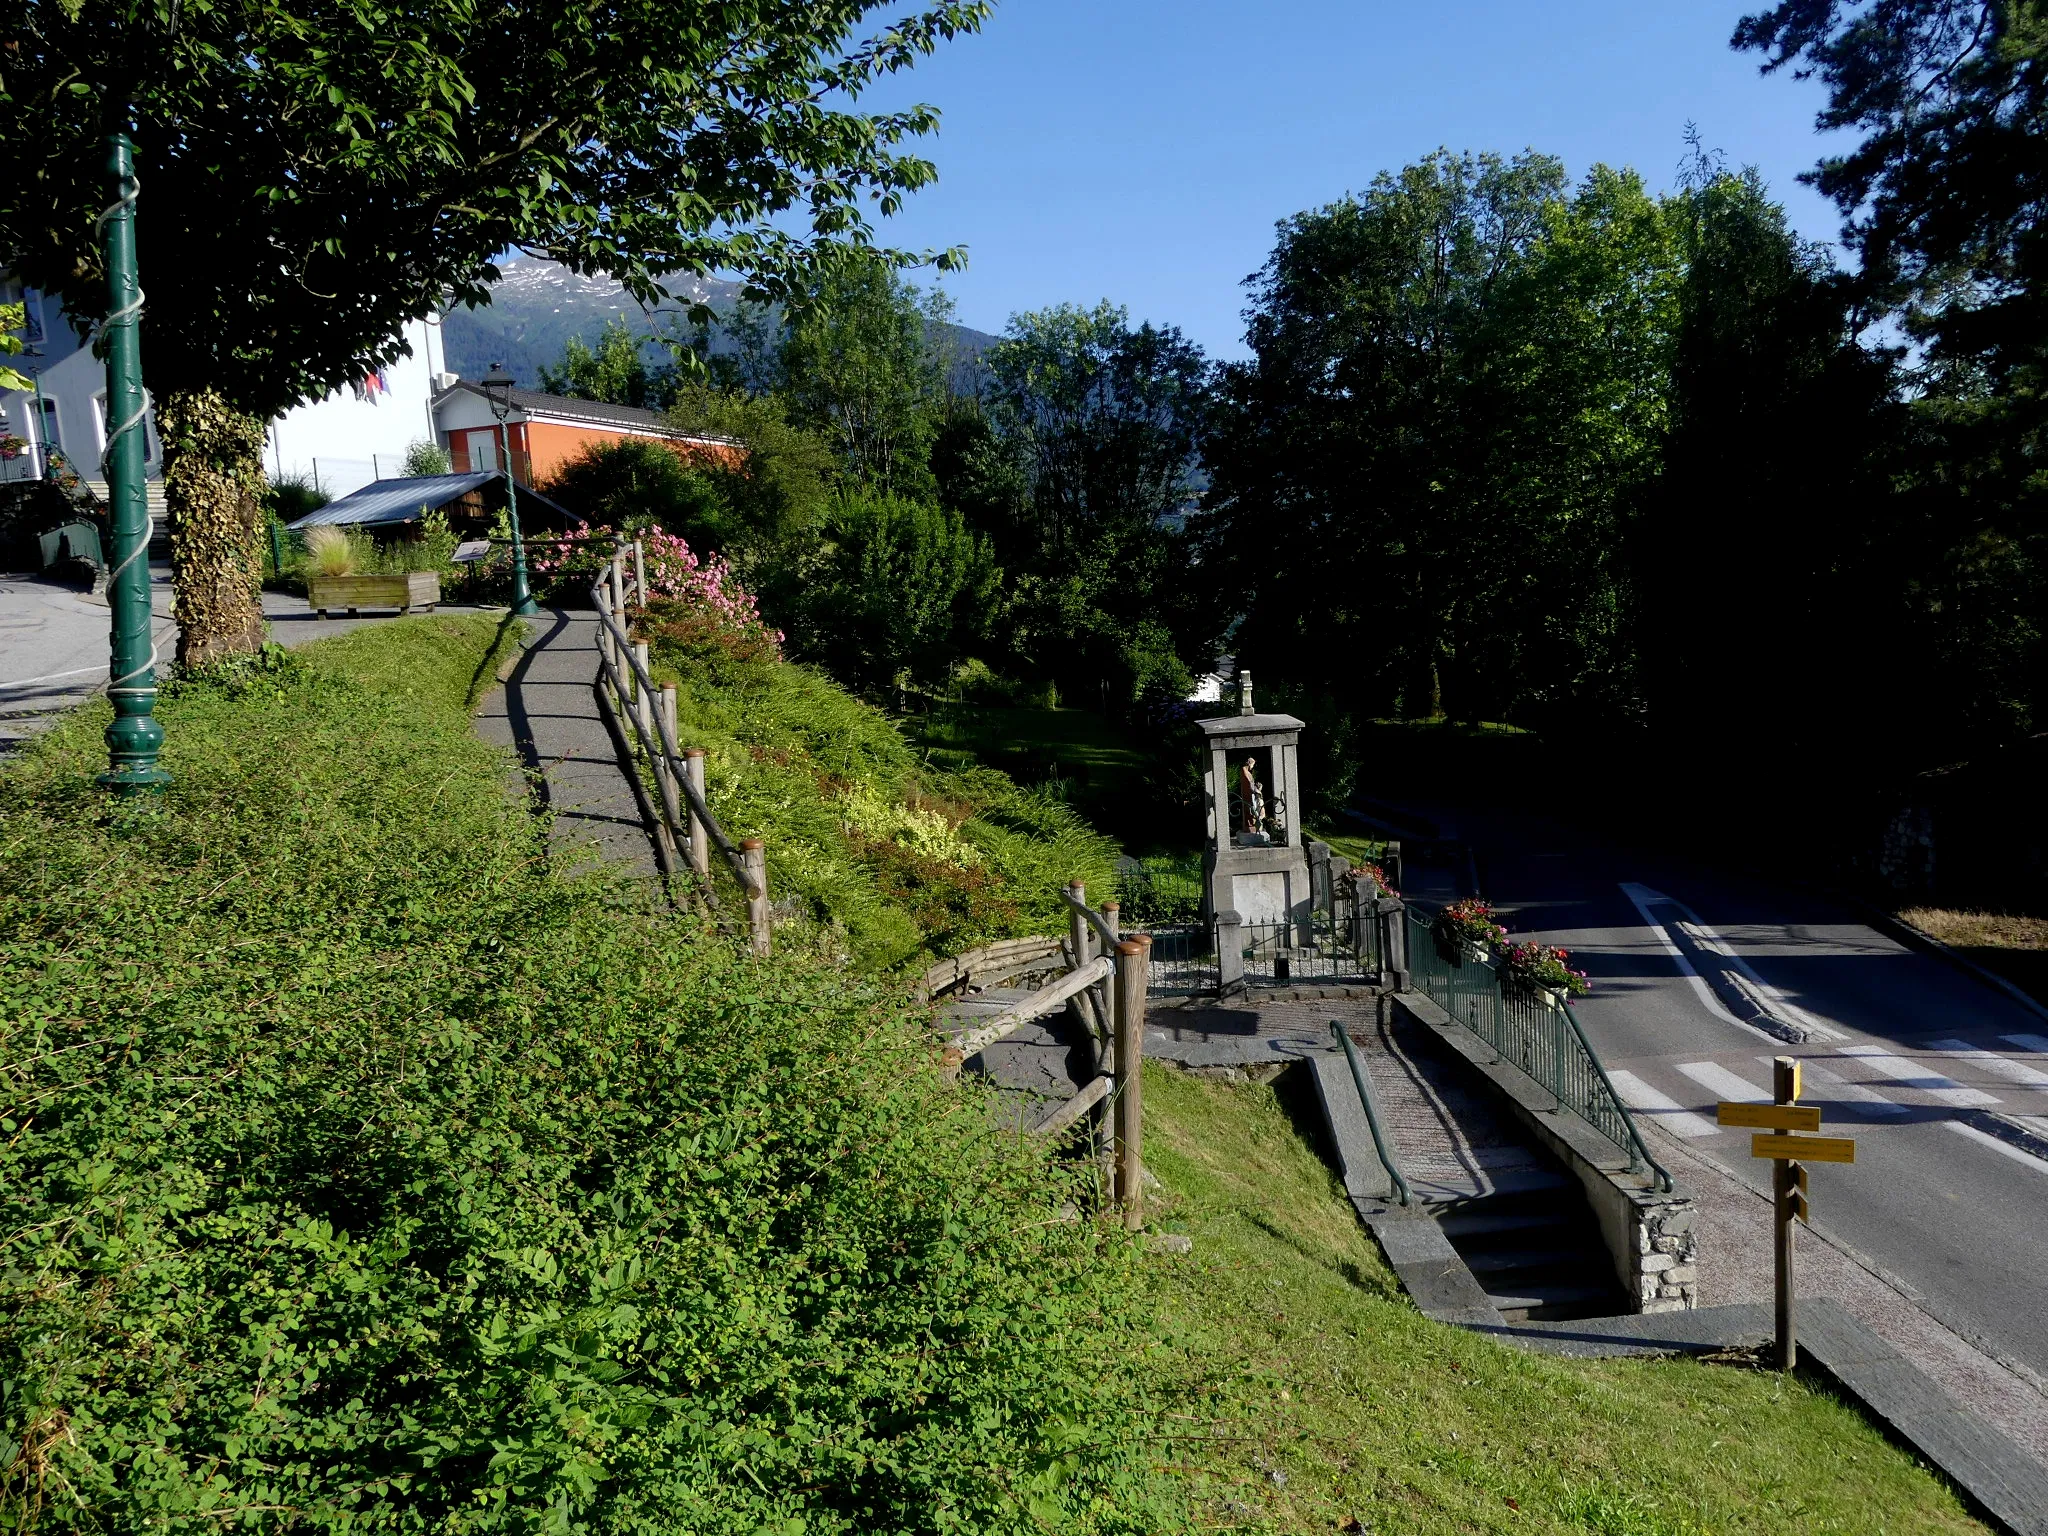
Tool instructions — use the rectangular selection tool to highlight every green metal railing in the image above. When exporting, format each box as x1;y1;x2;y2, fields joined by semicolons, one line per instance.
1405;905;1672;1191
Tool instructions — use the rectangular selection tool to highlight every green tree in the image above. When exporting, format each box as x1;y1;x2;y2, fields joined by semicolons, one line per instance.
541;437;726;543
541;318;674;411
810;491;998;691
1200;150;1577;723
1735;0;2048;411
778;254;955;496
979;302;1210;696
0;0;987;665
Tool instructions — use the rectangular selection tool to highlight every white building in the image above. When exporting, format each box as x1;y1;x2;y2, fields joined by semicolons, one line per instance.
0;272;163;506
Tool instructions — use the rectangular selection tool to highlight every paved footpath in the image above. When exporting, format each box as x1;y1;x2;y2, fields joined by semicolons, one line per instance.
471;608;658;883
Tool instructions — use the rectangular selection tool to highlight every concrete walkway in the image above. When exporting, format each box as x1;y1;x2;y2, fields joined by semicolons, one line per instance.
472;608;659;883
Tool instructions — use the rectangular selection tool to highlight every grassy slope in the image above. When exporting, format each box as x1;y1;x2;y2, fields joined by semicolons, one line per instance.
648;638;1118;971
1897;908;2048;1009
1139;1065;1985;1536
0;620;1165;1534
909;702;1167;849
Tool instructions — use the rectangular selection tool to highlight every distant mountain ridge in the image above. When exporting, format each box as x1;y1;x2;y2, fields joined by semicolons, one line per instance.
438;253;999;391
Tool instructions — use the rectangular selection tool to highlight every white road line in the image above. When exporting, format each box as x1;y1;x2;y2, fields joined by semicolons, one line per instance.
1675;1060;1770;1104
1775;1058;1911;1117
1946;1120;2048;1174
1616;883;1762;1036
1835;1046;2001;1108
1617;882;1843;1042
1925;1039;2048;1090
2002;1034;2048;1055
1608;1070;1720;1139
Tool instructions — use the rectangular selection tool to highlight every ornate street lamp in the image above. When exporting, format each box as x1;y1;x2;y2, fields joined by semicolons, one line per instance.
98;132;168;796
481;362;537;616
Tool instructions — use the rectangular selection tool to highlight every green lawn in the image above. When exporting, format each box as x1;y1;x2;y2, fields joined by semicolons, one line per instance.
907;702;1171;848
1140;1064;1987;1535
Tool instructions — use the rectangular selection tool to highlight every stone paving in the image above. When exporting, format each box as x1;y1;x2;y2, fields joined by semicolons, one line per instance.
470;607;659;883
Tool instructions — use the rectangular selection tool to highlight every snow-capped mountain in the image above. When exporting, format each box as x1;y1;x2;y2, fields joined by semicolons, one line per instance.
439;254;745;385
438;253;997;390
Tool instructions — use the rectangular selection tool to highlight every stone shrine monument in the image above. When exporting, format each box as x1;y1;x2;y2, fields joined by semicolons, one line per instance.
1198;672;1310;941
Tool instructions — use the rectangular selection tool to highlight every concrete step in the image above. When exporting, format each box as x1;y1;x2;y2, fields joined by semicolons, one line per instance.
1488;1283;1630;1322
1462;1245;1586;1277
1435;1207;1556;1240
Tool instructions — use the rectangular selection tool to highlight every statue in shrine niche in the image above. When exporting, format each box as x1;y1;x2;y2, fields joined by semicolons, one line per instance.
1238;756;1267;840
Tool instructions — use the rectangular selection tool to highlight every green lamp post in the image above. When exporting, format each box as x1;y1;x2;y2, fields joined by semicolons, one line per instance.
481;362;537;616
97;131;169;796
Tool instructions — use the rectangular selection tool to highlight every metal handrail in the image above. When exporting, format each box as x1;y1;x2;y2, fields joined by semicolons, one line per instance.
1331;1021;1412;1207
588;552;764;903
1561;999;1673;1192
1402;902;1671;1191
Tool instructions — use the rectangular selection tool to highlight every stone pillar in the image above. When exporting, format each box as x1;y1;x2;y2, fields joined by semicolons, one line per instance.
1376;897;1409;990
1383;840;1403;893
1214;908;1244;998
1304;838;1330;947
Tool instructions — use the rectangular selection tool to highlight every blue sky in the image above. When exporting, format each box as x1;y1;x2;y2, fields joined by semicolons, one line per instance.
862;1;1851;357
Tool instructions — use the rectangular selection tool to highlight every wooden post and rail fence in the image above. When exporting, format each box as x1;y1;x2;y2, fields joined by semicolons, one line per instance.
925;882;1152;1228
589;539;772;956
595;541;1147;1222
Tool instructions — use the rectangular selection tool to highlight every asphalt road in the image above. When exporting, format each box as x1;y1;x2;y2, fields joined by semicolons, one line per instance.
1388;798;2048;1390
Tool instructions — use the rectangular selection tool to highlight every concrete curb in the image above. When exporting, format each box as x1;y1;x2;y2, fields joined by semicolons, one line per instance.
1837;896;2048;1025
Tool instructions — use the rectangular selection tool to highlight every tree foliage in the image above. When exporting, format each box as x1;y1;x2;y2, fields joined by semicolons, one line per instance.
540;320;676;413
1735;0;2048;405
778;254;956;498
0;0;987;661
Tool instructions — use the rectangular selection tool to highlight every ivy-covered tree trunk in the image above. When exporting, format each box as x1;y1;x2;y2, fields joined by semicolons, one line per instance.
157;387;268;669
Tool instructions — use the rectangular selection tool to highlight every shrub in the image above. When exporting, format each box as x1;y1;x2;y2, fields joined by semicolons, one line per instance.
0;617;1170;1534
402;439;452;477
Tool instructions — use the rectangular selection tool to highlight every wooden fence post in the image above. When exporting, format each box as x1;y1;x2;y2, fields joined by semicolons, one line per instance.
1114;937;1149;1229
654;682;684;827
632;641;653;741
1066;879;1094;1026
742;838;771;956
632;537;646;607
684;749;710;879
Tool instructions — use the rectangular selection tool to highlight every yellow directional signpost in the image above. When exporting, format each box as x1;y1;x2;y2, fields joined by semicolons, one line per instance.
1717;1056;1856;1370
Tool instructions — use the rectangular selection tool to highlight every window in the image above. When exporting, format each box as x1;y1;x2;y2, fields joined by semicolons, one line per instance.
469;430;496;472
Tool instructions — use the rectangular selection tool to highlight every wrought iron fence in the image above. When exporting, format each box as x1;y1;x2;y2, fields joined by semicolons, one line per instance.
1115;853;1204;928
1142;923;1218;996
1403;904;1670;1189
1239;910;1380;985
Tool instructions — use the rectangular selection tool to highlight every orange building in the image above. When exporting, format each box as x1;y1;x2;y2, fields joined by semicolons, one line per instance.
432;378;743;485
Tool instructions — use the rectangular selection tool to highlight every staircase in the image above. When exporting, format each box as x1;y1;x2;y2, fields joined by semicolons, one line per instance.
1432;1179;1629;1322
1338;1007;1628;1324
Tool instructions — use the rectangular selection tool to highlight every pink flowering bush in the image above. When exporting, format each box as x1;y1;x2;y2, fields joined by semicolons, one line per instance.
635;528;783;663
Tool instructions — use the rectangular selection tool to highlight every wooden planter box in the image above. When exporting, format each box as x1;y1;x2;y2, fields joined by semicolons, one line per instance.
308;570;440;617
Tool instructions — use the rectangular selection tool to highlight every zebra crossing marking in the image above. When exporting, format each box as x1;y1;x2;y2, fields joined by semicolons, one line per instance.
1763;1057;1910;1117
1608;1070;1718;1139
1925;1040;2048;1089
1835;1046;2000;1107
1676;1059;1770;1105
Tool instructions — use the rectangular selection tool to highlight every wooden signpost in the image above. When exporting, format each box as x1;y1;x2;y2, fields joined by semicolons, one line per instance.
1717;1055;1856;1371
